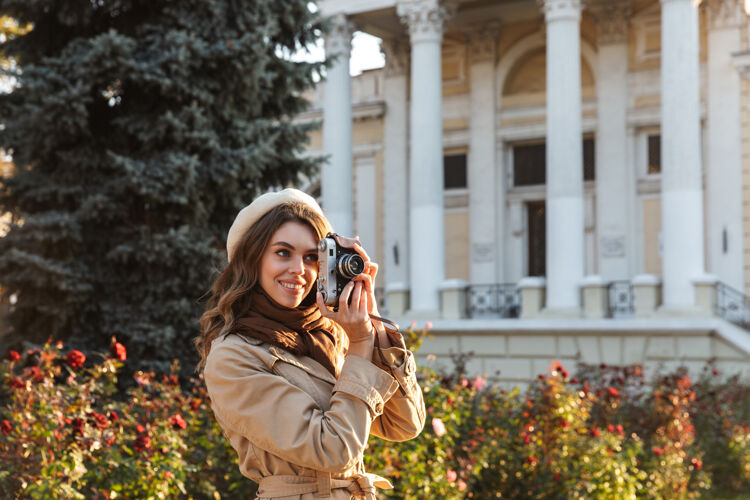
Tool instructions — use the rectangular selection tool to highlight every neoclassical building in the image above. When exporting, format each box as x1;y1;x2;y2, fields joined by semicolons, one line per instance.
300;0;750;383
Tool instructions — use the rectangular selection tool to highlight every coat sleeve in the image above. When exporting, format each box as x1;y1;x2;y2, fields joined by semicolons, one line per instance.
368;331;426;441
204;342;399;473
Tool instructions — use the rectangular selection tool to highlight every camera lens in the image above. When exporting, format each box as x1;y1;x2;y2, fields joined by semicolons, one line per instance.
337;254;365;279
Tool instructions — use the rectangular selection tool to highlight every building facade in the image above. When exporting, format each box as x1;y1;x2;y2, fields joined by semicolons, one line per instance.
300;0;750;383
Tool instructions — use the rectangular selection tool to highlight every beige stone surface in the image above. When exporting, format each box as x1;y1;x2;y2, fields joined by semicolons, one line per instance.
642;198;663;275
508;335;558;356
445;210;469;281
461;335;506;355
646;336;676;358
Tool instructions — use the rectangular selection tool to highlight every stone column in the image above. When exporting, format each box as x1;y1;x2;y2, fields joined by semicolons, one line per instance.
590;0;632;281
705;0;744;290
660;0;706;308
467;22;501;285
381;38;411;307
322;14;354;236
397;0;454;314
540;0;585;313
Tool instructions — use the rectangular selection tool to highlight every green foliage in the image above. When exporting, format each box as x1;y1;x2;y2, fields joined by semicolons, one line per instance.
2;336;749;498
0;0;325;372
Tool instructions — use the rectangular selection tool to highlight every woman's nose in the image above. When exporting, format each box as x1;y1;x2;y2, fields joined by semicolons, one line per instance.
289;257;304;274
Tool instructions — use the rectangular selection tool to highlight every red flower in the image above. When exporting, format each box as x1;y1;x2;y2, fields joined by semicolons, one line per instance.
600;363;607;369
1;419;11;435
553;473;561;481
525;456;538;465
89;412;109;430
690;457;703;470
66;350;86;370
110;341;127;361
103;434;116;447
446;469;457;482
10;377;25;389
712;369;719;376
616;424;624;436
571;377;579;384
71;417;85;435
538;374;545;381
108;411;119;423
652;447;664;456
163;471;173;479
28;366;44;382
134;435;152;451
169;414;187;430
7;350;21;362
136;424;146;434
607;424;615;433
190;398;201;411
590;427;602;438
607;387;620;398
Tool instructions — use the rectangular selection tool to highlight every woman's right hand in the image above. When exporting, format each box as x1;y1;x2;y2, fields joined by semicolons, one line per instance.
317;280;375;359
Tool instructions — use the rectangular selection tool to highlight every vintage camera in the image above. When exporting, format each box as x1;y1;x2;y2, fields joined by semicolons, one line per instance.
318;234;366;308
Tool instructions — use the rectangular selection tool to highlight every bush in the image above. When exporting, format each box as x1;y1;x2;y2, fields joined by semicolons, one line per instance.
2;335;749;499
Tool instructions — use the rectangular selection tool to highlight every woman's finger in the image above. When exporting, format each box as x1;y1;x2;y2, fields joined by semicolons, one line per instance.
316;291;333;318
365;261;379;280
338;280;355;313
349;281;363;315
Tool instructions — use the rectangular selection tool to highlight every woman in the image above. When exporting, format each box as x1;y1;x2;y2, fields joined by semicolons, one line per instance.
196;188;425;499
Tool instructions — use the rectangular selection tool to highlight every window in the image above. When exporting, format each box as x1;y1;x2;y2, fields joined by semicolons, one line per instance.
512;138;595;187
583;138;595;181
444;154;467;189
513;143;546;186
647;134;661;174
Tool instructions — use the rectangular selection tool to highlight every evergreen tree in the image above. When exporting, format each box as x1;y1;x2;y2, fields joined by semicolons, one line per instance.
0;0;324;371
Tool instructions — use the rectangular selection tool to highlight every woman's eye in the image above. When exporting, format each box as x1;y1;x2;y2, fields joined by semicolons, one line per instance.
305;254;318;263
276;249;289;257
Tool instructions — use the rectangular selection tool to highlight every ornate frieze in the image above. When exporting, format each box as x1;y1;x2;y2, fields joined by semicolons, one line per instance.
324;13;353;59
702;0;743;30
380;38;410;77
397;0;456;44
537;0;583;23
466;21;501;63
589;0;631;45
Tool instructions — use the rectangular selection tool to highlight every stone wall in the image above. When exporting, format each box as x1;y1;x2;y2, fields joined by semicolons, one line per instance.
413;318;750;388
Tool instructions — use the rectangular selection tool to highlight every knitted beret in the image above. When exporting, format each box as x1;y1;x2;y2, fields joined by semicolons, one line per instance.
226;188;326;262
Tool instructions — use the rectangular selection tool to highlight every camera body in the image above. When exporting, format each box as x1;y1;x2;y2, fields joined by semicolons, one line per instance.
318;235;365;308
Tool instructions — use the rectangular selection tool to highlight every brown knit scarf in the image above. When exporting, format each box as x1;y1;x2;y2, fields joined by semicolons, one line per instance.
233;288;343;377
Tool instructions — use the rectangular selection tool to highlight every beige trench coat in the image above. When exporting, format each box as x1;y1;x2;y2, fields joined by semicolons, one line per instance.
204;330;426;500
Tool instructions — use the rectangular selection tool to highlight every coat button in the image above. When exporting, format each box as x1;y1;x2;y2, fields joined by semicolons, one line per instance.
375;402;384;413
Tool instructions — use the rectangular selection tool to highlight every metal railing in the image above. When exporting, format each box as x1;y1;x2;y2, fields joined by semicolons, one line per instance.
716;282;750;329
467;284;520;318
607;280;634;318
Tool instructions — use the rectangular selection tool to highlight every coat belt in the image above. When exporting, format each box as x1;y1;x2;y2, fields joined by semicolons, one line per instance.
257;471;393;499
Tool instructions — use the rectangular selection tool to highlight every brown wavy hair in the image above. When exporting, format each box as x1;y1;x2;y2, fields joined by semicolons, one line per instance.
195;201;333;371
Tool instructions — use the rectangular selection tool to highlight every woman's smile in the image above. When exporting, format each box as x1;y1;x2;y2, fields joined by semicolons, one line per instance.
259;221;318;308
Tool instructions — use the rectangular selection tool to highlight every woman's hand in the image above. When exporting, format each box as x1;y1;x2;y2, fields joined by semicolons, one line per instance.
329;235;390;349
332;235;380;317
317;279;375;359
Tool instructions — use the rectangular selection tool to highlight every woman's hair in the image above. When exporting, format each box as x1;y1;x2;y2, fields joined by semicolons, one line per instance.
195;201;332;370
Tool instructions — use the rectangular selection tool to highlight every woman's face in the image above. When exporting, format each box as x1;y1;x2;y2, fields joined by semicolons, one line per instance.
258;220;319;308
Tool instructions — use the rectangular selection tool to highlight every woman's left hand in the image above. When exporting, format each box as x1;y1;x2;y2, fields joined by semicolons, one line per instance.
332;235;380;317
331;235;389;348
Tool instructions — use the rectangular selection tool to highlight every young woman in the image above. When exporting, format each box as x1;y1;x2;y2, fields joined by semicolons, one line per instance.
196;188;425;499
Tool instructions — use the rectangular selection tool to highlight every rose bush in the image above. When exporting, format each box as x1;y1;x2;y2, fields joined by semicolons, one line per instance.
2;332;749;499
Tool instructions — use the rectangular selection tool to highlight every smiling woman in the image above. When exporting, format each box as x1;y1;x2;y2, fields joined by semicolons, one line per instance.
194;188;425;499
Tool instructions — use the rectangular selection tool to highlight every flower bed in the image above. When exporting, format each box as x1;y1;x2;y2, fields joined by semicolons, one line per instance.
2;336;749;499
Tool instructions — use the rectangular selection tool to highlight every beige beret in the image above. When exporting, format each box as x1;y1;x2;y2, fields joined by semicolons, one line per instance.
226;188;326;262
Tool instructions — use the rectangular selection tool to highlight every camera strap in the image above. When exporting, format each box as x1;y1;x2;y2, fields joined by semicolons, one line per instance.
368;314;400;334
